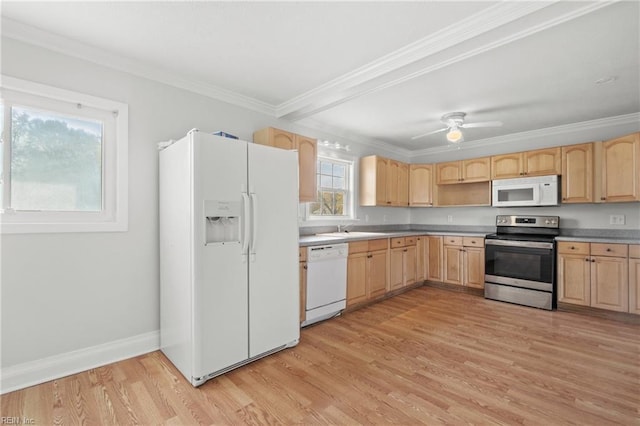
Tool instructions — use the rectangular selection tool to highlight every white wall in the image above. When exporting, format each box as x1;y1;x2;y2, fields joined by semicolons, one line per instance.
0;36;409;383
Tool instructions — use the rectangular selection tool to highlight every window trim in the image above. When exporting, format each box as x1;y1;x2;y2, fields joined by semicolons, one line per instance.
306;155;355;221
0;75;128;234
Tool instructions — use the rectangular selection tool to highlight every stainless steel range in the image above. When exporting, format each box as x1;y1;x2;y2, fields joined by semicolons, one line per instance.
484;215;559;310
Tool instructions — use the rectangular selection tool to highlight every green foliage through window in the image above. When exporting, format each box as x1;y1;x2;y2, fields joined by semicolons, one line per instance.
9;106;103;212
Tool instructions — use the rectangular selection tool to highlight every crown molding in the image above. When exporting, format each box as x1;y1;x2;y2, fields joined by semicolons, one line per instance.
1;18;277;116
410;112;640;157
277;1;617;122
275;1;552;120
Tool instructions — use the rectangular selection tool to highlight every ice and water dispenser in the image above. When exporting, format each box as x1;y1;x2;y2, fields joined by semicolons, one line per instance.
204;200;240;245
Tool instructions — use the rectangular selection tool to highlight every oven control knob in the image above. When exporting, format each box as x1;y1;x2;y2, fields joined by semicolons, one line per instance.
545;219;550;225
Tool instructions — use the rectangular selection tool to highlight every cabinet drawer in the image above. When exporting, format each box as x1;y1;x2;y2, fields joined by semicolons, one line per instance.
590;243;628;258
557;241;590;255
349;241;369;254
443;236;463;246
463;237;484;248
630;244;640;259
391;237;405;248
368;239;388;252
299;247;307;262
405;236;417;246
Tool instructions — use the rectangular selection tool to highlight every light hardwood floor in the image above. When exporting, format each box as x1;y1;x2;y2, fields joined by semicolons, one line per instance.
2;287;639;425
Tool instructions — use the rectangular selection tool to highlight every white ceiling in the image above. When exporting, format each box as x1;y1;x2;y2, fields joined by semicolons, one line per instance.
2;1;639;153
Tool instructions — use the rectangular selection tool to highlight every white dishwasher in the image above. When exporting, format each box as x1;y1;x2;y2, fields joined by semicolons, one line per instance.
302;243;348;327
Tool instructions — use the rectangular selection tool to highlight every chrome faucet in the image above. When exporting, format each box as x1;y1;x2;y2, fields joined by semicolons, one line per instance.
337;223;353;233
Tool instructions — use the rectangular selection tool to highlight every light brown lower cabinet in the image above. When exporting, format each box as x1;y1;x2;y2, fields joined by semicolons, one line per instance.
415;235;428;282
427;236;443;282
299;248;307;324
464;238;485;289
443;237;464;285
389;237;416;291
558;241;630;313
629;245;640;314
347;239;388;306
557;243;591;306
443;236;485;288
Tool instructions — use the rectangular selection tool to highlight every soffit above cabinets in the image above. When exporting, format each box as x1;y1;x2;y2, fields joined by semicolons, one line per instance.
2;1;638;153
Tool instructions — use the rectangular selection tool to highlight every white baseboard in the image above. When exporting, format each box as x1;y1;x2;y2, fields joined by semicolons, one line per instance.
1;330;160;394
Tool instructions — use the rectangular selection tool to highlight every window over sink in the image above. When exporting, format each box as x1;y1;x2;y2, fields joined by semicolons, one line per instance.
308;156;354;220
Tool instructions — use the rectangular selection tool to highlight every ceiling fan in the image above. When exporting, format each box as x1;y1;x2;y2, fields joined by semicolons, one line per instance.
411;112;503;143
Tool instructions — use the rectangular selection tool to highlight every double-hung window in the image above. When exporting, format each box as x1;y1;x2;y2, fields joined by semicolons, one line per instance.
1;76;128;233
309;156;354;219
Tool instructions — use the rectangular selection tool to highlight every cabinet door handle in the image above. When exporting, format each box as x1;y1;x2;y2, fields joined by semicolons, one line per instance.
606;248;612;252
585;258;589;262
601;197;606;201
591;259;596;263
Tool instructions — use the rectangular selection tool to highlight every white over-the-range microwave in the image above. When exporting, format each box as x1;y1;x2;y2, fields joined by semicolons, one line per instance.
492;175;559;207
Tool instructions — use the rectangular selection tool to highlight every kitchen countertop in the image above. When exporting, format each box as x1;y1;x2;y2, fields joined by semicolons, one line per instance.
555;236;640;245
299;230;488;247
300;230;640;247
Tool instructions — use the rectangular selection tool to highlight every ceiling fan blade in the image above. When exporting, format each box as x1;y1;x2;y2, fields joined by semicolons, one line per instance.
462;121;503;128
410;127;447;140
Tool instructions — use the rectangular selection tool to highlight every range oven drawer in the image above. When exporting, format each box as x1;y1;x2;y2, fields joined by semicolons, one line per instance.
485;283;554;310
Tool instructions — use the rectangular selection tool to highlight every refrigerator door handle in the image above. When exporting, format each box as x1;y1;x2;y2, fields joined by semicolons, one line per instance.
250;192;258;256
241;192;251;253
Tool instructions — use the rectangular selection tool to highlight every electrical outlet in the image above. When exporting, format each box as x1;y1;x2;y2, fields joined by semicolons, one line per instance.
447;215;453;223
609;214;625;225
383;214;388;223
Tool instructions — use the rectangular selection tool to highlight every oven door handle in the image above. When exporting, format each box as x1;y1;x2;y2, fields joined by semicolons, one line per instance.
485;239;554;249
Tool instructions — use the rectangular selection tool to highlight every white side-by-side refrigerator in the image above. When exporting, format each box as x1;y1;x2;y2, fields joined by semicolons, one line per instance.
159;129;300;386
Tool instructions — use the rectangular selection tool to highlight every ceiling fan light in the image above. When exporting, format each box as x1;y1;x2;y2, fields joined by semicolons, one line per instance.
446;128;463;143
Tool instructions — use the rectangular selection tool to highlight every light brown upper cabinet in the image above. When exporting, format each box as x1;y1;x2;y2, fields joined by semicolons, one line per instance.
360;155;409;206
561;143;594;203
491;147;561;179
253;127;317;202
595;132;640;202
409;164;433;206
436;157;491;184
397;162;409;207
